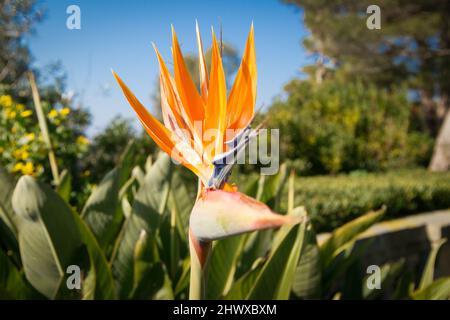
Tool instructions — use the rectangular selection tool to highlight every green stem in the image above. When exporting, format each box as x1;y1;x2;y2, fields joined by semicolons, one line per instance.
189;229;211;300
27;71;60;185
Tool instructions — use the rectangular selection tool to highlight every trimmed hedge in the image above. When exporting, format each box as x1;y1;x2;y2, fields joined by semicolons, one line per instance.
283;169;450;232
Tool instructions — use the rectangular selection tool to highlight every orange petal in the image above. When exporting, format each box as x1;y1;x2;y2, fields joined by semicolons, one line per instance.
172;26;205;123
112;70;204;178
153;45;203;154
196;21;209;102
190;189;303;241
204;29;227;158
227;24;257;131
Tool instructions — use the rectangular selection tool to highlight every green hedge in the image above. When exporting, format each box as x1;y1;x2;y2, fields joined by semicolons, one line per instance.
282;169;450;232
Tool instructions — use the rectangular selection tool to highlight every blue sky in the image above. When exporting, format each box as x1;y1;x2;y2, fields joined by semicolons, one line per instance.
27;0;310;135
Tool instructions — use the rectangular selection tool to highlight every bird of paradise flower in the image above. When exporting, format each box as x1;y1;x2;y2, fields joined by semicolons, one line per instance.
113;22;302;299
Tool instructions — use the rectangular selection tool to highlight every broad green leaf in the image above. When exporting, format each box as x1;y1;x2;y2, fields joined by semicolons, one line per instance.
238;230;273;277
207;234;245;299
56;169;72;202
322;239;373;297
419;238;447;290
412;277;450;300
0;167;19;256
256;163;287;210
118;140;136;186
243;175;259;198
168;172;193;239
393;270;415;299
0;167;16;234
12;176;116;299
111;153;172;298
132;166;145;186
320;207;385;267
0;248;41;299
82;168;122;249
292;221;322;299
174;257;190;298
224;260;264;300
247;222;305;299
274;221;306;299
129;230;164;299
144;155;153;173
71;211;117;299
130;262;166;299
121;196;132;219
287;169;295;214
12;176;83;299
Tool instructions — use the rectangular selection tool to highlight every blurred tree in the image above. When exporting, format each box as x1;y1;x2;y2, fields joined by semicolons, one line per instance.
266;78;433;174
0;0;42;85
285;0;450;169
83;116;157;183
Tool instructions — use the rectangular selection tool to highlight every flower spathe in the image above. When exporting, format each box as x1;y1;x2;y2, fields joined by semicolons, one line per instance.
113;22;301;244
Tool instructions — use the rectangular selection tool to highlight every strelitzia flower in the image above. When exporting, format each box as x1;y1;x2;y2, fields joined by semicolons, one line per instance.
113;22;302;299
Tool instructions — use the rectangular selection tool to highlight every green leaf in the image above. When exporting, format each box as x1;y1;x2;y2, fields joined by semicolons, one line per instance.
207;234;245;299
224;260;264;300
129;230;164;299
132;166;145;186
0;167;19;256
174;257;190;298
0;248;41;299
419;238;447;290
118;140;137;186
56;169;72;202
12;176;84;299
0;167;16;233
412;277;450;300
322;239;373;297
82;168;122;249
320;207;385;267
111;153;172;298
168;172;193;240
292;221;322;299
247;222;305;300
130;262;166;299
256;164;287;210
71;212;117;299
12;176;116;300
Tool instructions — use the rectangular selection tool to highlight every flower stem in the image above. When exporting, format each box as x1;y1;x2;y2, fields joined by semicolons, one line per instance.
189;229;211;300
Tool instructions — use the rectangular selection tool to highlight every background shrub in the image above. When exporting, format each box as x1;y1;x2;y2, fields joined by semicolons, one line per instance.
279;169;450;232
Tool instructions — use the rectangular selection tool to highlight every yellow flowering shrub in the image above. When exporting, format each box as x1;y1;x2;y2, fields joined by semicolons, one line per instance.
0;93;89;178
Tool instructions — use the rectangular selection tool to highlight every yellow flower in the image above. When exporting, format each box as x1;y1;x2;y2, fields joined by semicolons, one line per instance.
0;147;4;154
6;110;16;119
13;148;29;160
0;95;13;108
76;135;90;145
24;133;35;141
20;110;33;118
34;164;43;176
48;109;58;119
60;107;71;116
16;104;25;111
12;162;24;173
21;162;34;175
